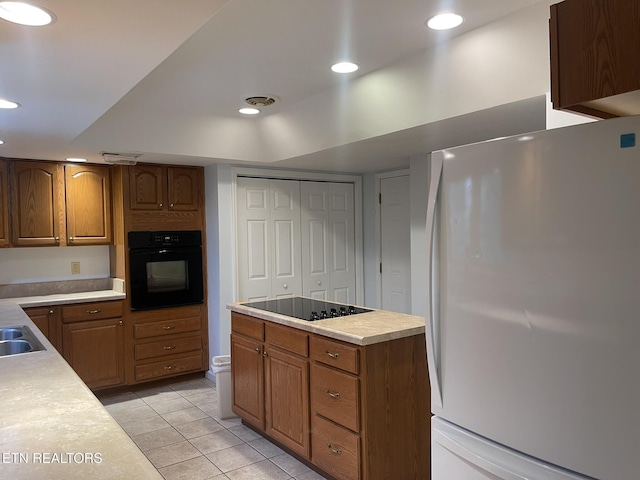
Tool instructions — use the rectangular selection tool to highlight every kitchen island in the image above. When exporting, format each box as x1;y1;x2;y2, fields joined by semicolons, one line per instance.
228;298;430;480
0;301;161;479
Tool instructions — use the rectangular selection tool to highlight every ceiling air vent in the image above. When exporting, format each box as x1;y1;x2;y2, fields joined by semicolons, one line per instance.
101;152;140;165
244;96;277;107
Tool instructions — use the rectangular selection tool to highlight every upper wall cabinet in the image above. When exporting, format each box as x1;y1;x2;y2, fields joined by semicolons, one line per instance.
550;0;640;118
0;160;8;247
129;165;200;212
65;164;112;246
11;161;65;247
9;160;113;247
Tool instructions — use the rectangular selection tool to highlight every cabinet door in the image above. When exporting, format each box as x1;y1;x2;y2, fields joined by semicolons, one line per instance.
0;160;8;247
167;167;200;211
23;305;61;351
62;317;125;389
11;161;64;246
129;164;166;210
231;334;265;429
65;164;112;245
265;347;310;458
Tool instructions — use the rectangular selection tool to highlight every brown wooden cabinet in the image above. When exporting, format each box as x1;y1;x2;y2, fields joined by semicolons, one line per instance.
550;0;640;118
129;164;200;211
8;160;113;247
231;312;430;479
65;164;112;245
23;305;62;351
10;161;65;247
131;304;206;383
61;301;125;390
231;314;310;457
0;160;8;247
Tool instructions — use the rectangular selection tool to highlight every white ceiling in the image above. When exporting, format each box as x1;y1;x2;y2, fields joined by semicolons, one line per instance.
0;0;548;173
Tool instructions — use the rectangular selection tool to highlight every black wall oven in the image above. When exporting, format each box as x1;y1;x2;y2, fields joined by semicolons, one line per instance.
128;230;204;310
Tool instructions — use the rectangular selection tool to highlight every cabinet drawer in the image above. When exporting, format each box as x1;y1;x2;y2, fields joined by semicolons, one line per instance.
135;334;201;360
265;322;308;357
134;316;200;339
232;313;264;341
310;363;359;432
135;354;203;381
311;414;360;480
310;335;359;374
62;301;124;323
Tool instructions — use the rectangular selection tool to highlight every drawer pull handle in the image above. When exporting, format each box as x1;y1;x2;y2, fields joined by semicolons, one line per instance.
326;390;340;399
164;345;176;350
86;309;102;314
326;351;340;359
327;443;342;455
164;365;176;370
163;325;175;330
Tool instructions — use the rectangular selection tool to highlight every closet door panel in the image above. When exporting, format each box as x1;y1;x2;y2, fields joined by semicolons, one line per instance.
328;183;356;303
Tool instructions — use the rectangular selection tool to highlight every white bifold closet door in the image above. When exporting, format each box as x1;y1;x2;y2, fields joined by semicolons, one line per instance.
236;177;301;302
300;181;356;304
236;178;356;304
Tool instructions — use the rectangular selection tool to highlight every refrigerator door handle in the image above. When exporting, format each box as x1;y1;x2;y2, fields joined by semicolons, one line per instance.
426;153;444;408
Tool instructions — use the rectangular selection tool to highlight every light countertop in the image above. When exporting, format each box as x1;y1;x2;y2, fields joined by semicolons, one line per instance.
0;301;161;479
228;300;425;346
0;290;125;308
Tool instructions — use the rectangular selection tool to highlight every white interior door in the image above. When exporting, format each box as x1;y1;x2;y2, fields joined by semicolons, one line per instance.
380;175;411;313
301;182;355;303
236;178;301;301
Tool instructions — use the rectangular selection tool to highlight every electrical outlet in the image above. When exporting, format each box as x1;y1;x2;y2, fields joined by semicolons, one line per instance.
71;261;81;275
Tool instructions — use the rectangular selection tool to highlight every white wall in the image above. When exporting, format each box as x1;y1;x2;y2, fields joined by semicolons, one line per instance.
0;246;110;284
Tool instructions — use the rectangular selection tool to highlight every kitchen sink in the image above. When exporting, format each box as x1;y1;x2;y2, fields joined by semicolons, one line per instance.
0;326;46;357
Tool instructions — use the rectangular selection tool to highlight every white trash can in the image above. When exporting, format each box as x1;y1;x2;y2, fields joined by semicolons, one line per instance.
211;355;236;419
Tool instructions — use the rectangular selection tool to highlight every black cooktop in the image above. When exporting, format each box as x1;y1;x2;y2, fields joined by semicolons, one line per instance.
242;297;371;322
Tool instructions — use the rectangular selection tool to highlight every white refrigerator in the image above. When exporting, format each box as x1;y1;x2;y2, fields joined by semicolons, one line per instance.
425;115;640;480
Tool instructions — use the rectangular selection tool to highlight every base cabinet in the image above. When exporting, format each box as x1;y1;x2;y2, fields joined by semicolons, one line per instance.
23;305;61;351
61;301;125;390
231;312;430;480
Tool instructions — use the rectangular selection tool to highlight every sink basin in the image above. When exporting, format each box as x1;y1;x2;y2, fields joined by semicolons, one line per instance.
0;339;33;355
0;326;46;357
0;328;24;340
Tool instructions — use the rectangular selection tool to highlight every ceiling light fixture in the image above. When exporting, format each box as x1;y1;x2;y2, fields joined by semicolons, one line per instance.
66;157;87;163
331;62;359;73
0;2;55;26
239;107;260;115
426;13;463;30
0;140;4;145
0;98;20;109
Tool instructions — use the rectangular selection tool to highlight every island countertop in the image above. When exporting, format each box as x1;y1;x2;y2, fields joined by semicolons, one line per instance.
0;301;161;480
227;299;425;346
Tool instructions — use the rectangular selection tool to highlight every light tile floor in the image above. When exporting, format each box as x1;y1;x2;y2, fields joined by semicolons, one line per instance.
97;377;328;480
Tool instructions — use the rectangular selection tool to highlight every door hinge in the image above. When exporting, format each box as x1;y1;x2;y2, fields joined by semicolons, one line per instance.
379;193;382;204
380;262;382;273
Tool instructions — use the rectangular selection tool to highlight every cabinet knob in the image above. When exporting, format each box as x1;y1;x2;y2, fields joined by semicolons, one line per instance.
263;351;268;357
118;320;123;326
69;236;74;243
169;203;174;208
283;284;288;289
54;236;60;243
255;347;261;354
48;310;54;316
317;281;321;285
158;203;163;208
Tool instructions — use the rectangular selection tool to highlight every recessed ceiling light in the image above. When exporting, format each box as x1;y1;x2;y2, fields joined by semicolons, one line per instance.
0;98;20;109
0;140;4;145
239;107;260;115
0;2;55;26
66;157;87;163
331;62;359;74
426;13;463;30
